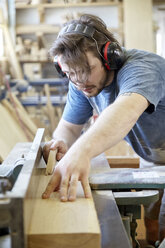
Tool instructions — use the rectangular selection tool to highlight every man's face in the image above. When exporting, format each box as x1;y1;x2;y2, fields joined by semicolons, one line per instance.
58;52;113;97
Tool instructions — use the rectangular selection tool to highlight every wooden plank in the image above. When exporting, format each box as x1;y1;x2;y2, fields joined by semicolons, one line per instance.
45;149;57;175
15;2;119;9
107;156;139;168
0;103;28;160
27;171;101;248
0;8;23;79
2;99;34;141
44;84;56;134
16;25;60;34
105;140;137;156
9;93;38;136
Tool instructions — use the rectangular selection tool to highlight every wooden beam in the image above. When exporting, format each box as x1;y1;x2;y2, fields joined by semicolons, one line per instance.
106;156;139;168
0;8;23;79
16;24;60;35
44;84;56;134
45;149;57;175
0;103;28;160
27;171;101;248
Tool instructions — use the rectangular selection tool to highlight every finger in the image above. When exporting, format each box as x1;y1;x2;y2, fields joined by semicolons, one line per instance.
81;177;92;199
56;152;65;161
50;140;58;150
42;172;61;199
50;141;67;161
57;141;68;154
60;176;70;202
68;174;79;201
43;140;54;162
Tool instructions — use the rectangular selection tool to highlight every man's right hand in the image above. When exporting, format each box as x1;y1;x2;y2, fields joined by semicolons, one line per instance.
42;139;68;163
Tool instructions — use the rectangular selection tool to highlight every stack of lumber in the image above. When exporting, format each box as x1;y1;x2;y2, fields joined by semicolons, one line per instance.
0;93;38;162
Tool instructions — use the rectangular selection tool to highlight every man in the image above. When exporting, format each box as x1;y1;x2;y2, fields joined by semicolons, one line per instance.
42;14;165;246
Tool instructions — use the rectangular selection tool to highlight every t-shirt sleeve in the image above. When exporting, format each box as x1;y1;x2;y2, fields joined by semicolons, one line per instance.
117;60;164;112
62;82;93;124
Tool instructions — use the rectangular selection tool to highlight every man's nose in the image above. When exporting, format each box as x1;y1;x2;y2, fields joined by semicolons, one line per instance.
75;80;86;85
75;80;89;87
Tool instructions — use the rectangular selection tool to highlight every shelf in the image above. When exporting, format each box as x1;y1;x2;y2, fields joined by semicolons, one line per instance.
19;59;51;63
0;56;8;62
15;1;122;35
16;24;119;35
15;0;124;79
15;1;120;9
16;24;60;34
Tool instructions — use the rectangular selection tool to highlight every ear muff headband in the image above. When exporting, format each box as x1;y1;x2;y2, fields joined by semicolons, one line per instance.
58;23;96;39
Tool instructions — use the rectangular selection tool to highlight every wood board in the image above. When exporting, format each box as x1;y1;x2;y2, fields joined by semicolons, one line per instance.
0;103;28;160
27;169;101;248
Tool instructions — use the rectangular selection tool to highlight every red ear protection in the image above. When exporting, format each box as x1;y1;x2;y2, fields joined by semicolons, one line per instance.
54;56;66;78
101;41;125;70
103;41;111;70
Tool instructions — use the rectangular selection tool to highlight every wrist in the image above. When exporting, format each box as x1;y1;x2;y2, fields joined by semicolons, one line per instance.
72;135;95;159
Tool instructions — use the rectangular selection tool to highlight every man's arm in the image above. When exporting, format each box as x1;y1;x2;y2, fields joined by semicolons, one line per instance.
74;92;149;158
53;118;84;148
43;119;84;162
42;93;149;201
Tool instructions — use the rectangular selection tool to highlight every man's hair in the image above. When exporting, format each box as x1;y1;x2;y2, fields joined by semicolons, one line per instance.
49;14;120;74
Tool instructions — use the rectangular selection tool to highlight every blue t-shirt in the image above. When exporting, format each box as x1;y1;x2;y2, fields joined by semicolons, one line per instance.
62;49;165;164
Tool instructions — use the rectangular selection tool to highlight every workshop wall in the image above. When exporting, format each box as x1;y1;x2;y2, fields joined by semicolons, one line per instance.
15;1;123;79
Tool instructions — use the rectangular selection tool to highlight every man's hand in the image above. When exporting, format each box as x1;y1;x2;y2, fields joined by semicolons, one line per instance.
42;139;68;163
42;148;92;201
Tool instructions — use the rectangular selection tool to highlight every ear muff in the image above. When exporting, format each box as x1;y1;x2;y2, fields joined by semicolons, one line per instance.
101;41;125;70
54;56;66;78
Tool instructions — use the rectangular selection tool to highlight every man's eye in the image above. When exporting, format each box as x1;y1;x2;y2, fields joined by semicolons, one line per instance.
70;72;75;76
